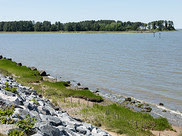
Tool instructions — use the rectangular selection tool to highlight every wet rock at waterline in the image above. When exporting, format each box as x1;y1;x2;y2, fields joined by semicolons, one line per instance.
39;70;47;76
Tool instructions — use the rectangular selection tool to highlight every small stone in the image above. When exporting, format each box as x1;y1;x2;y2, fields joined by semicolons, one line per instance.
125;97;132;102
0;55;3;59
31;67;37;71
39;70;47;76
17;63;22;66
54;106;60;111
75;126;87;135
66;81;71;84
159;103;164;106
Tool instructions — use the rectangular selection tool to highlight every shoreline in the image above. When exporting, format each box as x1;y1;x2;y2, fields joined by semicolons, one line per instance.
0;55;182;135
0;30;176;34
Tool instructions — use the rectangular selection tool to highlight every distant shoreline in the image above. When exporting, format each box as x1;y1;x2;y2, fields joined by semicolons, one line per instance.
0;30;176;34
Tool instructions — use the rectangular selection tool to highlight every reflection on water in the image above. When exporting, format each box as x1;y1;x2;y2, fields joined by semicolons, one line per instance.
0;31;182;112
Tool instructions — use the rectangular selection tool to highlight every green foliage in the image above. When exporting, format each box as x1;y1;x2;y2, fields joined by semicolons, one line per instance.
0;59;103;102
81;103;172;136
16;114;37;134
43;81;103;102
0;20;175;32
0;105;15;125
0;59;42;83
4;82;18;94
0;105;15;116
0;116;14;124
8;129;25;136
31;99;38;105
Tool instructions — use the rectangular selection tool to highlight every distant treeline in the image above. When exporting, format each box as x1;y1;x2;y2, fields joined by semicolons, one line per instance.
0;20;175;32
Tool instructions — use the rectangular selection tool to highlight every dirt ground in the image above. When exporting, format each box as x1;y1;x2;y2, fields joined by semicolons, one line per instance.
152;125;182;136
57;97;182;136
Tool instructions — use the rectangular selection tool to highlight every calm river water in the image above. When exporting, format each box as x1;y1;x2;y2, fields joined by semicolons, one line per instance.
0;31;182;113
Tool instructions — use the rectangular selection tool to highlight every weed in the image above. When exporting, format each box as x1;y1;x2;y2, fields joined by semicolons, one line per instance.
16;114;37;134
31;99;38;105
0;105;15;125
8;129;25;136
4;82;18;95
0;105;15;116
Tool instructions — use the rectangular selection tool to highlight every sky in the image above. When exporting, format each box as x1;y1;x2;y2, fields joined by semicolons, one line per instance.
0;0;181;28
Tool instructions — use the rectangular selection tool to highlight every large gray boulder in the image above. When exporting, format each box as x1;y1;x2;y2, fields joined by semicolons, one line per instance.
12;108;29;119
39;124;61;136
40;114;63;126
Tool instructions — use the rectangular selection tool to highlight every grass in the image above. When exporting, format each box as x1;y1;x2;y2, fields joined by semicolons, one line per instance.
0;59;42;83
81;103;172;136
0;58;174;136
0;58;103;102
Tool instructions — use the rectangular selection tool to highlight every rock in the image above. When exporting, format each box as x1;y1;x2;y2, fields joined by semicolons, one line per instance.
38;106;51;115
39;70;47;76
141;107;152;112
12;108;29;119
39;124;61;136
83;87;89;90
66;81;71;84
0;74;111;136
44;105;57;116
125;97;132;102
30;110;41;121
0;124;18;135
40;114;63;126
31;67;37;71
159;103;164;106
31;131;43;136
54;106;60;111
92;127;98;133
24;102;36;111
75;126;88;135
17;63;22;66
98;131;109;136
7;58;12;61
38;101;45;107
14;97;24;105
2;90;16;97
77;86;89;90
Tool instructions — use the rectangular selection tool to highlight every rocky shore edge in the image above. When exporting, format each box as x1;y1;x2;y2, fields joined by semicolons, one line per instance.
1;55;182;135
0;74;110;136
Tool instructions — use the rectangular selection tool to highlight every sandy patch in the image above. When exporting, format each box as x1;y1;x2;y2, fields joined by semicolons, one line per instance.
152;125;182;136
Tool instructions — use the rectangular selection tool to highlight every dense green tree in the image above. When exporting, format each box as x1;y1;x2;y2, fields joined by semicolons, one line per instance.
0;20;175;32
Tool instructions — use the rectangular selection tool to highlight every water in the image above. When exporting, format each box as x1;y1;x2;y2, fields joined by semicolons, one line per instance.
0;31;182;114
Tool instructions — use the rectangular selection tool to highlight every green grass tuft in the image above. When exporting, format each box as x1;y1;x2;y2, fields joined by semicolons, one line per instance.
81;103;172;136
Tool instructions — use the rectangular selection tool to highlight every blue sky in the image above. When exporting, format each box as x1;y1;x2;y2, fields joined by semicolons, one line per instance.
0;0;181;28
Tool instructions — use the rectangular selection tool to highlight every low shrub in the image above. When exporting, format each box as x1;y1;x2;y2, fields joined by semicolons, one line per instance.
16;114;37;134
4;82;18;94
8;129;25;136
